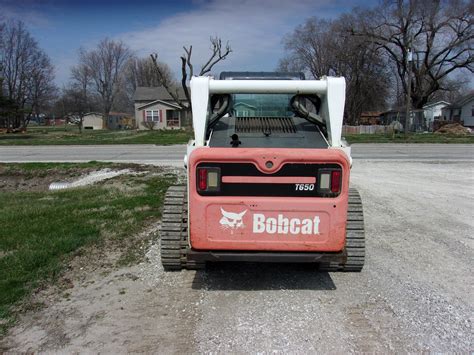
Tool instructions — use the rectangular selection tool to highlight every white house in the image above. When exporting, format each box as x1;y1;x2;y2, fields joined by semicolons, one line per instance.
233;102;257;117
82;113;104;130
442;93;474;128
422;101;450;130
133;87;191;130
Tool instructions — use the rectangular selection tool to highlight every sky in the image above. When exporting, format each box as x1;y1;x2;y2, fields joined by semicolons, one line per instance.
0;0;378;86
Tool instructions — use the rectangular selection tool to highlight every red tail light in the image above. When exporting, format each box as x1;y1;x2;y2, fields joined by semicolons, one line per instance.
197;167;221;192
198;168;207;190
331;170;341;193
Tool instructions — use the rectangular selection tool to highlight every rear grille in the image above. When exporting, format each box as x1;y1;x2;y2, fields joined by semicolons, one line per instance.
235;117;297;134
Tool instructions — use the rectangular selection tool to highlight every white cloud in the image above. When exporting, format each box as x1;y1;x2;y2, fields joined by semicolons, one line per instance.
0;1;51;28
119;0;336;77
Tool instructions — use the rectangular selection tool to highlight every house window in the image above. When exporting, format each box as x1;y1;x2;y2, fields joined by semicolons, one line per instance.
471;105;474;117
166;110;180;127
145;110;160;122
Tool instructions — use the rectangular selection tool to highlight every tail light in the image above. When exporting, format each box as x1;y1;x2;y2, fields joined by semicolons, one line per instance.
198;168;207;190
331;170;341;193
197;167;221;192
318;168;342;195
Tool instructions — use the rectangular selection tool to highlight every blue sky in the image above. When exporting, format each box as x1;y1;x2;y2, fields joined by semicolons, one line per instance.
0;0;378;86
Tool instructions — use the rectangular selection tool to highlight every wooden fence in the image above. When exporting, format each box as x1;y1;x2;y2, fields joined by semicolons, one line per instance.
342;125;394;134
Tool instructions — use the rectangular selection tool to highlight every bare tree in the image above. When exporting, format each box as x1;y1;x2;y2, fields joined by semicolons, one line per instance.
279;17;390;124
78;39;132;127
428;73;471;103
26;50;57;126
351;0;473;109
278;19;336;78
142;120;157;130
0;22;21;129
150;36;232;110
69;63;94;132
121;55;174;114
0;20;56;130
126;56;173;90
62;87;91;131
71;64;91;101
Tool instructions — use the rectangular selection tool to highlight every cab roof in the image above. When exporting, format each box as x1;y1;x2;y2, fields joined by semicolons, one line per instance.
219;71;305;80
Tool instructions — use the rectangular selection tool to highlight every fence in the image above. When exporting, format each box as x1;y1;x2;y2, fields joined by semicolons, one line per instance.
342;125;394;135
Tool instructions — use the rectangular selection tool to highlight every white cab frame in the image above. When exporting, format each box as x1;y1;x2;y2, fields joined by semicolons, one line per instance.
187;76;350;163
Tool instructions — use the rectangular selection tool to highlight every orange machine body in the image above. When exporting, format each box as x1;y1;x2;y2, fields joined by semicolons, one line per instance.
188;147;350;252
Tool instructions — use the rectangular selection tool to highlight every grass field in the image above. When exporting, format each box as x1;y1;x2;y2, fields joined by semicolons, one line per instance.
343;133;474;144
0;126;193;145
1;126;472;145
0;163;175;335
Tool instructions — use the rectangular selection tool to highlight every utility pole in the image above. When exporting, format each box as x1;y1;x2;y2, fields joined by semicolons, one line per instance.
405;47;413;135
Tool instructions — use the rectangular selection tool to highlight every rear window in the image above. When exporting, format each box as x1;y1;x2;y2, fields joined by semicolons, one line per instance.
232;94;293;118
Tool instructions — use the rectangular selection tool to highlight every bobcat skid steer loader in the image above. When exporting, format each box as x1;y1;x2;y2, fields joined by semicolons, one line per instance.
160;72;365;272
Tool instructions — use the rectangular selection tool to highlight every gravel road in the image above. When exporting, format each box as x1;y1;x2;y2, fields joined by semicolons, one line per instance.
1;159;473;352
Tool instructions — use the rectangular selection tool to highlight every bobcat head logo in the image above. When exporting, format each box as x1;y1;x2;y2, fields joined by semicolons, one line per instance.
219;208;247;234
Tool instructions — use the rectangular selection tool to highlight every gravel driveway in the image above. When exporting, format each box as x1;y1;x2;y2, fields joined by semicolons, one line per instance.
1;159;473;353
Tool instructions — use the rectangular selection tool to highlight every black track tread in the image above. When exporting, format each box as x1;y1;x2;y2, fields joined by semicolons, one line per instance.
160;185;205;271
320;187;365;272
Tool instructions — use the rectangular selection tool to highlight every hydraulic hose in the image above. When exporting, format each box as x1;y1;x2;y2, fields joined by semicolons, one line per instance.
290;94;325;128
208;94;231;129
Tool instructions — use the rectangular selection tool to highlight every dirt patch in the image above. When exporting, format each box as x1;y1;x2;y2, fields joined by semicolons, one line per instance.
0;164;193;352
0;164;157;192
0;173;64;192
435;123;471;136
0;221;200;353
0;166;100;192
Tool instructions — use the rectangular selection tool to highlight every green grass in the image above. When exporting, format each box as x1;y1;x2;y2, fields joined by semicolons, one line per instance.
0;165;175;334
0;126;193;145
344;133;474;144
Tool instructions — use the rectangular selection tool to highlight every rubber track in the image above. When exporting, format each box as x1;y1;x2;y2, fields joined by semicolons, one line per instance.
320;188;365;272
160;185;204;271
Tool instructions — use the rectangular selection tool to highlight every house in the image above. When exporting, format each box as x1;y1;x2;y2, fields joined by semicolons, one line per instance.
82;113;104;130
233;94;291;117
422;101;450;130
133;87;191;130
379;101;454;131
441;93;474;128
233;102;257;117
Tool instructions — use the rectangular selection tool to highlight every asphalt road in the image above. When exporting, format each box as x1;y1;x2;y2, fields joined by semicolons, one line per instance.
3;159;472;352
0;143;473;164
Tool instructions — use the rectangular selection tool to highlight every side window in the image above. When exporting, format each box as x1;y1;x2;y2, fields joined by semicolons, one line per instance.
166;110;180;127
145;110;160;122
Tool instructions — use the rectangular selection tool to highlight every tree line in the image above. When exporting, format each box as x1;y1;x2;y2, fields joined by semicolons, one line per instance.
0;19;178;131
1;0;472;130
0;21;56;130
279;0;473;124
